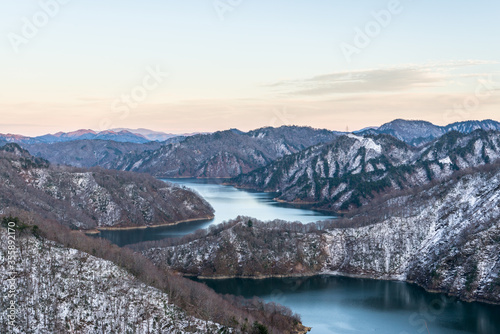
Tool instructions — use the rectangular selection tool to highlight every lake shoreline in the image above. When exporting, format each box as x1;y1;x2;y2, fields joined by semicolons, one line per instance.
83;215;214;234
188;271;500;306
185;272;319;280
195;272;500;334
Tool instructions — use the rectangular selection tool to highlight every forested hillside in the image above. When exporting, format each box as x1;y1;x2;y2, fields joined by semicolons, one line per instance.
0;144;214;230
141;163;500;304
232;130;500;211
357;119;500;146
0;216;306;333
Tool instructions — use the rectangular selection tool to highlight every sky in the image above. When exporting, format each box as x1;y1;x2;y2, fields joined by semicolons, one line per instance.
1;0;499;136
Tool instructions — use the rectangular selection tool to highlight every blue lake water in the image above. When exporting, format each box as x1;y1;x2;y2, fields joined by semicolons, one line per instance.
98;179;500;334
196;275;500;334
97;178;336;247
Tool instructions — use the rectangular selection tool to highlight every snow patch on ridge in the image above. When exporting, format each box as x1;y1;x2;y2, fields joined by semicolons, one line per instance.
439;156;452;165
347;134;382;154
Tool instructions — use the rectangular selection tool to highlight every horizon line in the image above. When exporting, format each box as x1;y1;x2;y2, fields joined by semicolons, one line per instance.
1;118;500;138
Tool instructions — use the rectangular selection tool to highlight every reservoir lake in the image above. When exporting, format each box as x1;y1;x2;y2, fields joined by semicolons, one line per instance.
99;179;500;334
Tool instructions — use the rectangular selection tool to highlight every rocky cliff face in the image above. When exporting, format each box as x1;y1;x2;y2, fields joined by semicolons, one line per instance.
232;130;500;211
143;165;500;304
0;144;214;230
0;228;225;334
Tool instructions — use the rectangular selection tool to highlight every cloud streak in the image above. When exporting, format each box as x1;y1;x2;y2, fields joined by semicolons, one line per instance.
266;60;499;96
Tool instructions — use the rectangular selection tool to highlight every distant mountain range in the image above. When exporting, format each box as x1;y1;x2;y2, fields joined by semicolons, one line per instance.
23;140;164;169
2;119;499;146
2;119;500;180
14;126;340;176
114;126;342;178
0;129;149;144
110;128;207;141
0;128;202;144
356;119;500;146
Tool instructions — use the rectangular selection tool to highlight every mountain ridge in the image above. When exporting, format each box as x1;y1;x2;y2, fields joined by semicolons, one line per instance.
0;128;195;144
356;119;500;145
3;120;500;180
111;126;342;178
3;119;500;146
0;143;214;230
231;129;500;211
141;162;500;304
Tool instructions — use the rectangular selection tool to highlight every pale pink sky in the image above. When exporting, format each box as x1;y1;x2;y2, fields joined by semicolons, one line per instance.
1;1;499;136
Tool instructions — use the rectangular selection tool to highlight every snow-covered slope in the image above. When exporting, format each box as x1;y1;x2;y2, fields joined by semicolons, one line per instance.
0;144;214;230
0;229;225;334
356;119;500;146
445;119;500;134
114;126;340;178
143;219;326;278
322;165;500;303
232;130;500;211
147;165;500;304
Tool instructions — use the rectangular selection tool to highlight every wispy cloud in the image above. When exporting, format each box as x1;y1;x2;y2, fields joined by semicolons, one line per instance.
2;60;499;136
266;60;499;96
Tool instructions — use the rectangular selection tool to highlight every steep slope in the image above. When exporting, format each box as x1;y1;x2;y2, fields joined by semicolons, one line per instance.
141;218;327;278
232;130;500;211
0;228;224;334
1;216;306;334
116;126;340;178
325;165;500;304
357;119;500;146
142;164;500;304
0;144;214;230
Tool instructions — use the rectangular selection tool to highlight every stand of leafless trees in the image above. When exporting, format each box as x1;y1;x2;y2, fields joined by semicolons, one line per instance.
1;212;301;334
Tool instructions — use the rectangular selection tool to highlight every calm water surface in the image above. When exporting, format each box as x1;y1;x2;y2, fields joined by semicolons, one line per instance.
97;178;336;246
196;275;500;334
99;179;500;334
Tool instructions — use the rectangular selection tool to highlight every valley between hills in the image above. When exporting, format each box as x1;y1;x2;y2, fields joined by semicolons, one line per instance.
1;119;500;333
